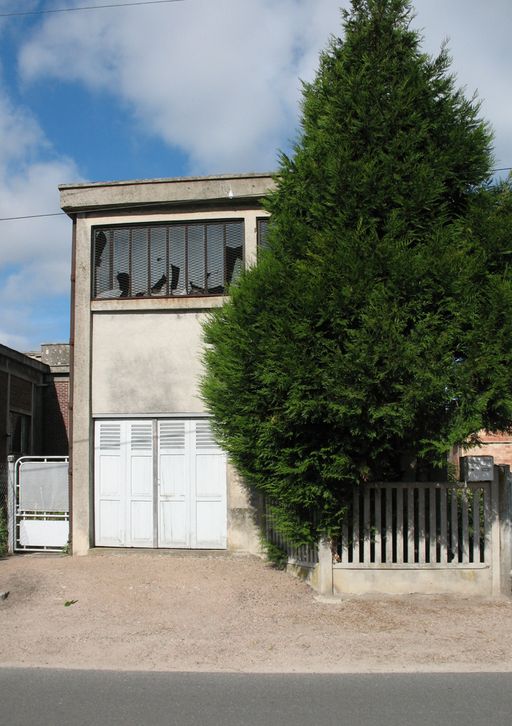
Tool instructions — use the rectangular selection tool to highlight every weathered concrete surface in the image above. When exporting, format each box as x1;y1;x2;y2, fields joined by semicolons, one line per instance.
91;311;206;415
60;173;276;212
332;566;493;597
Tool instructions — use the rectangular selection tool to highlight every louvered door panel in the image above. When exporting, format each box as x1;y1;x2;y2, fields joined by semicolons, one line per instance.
95;418;227;549
193;421;227;548
158;421;188;547
94;421;124;546
127;422;154;547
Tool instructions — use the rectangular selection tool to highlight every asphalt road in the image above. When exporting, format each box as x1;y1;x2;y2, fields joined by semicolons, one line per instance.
1;669;511;725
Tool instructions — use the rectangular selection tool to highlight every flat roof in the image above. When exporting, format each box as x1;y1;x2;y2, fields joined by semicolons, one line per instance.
0;343;49;374
60;172;277;214
59;172;275;191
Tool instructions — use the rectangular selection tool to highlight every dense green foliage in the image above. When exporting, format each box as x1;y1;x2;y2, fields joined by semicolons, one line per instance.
202;0;512;543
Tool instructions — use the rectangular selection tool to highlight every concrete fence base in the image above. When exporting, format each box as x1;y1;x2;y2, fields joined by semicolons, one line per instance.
279;460;512;598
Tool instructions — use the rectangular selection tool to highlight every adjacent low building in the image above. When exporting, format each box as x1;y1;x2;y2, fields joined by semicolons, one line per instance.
0;342;70;511
0;344;47;468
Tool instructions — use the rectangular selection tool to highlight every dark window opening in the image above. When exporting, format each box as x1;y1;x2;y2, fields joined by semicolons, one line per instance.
257;217;270;251
93;221;244;299
9;412;30;456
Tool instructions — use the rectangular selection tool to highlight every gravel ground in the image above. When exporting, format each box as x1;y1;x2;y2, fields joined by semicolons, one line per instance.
1;551;512;673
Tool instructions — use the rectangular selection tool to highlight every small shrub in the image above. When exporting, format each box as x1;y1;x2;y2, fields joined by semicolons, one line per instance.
0;506;8;558
263;539;289;570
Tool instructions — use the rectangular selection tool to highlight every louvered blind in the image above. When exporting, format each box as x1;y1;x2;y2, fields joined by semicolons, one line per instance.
93;220;244;299
195;421;217;449
159;421;186;450
99;423;121;450
130;423;153;450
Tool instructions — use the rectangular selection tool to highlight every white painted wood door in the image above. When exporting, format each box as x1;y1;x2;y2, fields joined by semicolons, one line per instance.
94;420;154;547
193;420;227;548
158;420;227;549
95;419;226;549
157;420;188;547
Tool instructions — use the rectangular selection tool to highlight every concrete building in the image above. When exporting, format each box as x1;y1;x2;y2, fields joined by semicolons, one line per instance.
60;173;275;555
0;344;48;465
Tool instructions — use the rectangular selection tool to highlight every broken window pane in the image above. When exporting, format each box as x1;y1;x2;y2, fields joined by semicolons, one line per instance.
131;227;148;296
113;228;130;296
226;222;244;285
188;225;205;294
150;227;167;295
92;220;245;299
207;224;224;294
94;230;112;296
169;225;186;295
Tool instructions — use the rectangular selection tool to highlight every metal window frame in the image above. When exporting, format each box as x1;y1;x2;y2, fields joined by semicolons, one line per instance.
256;216;270;256
91;219;245;301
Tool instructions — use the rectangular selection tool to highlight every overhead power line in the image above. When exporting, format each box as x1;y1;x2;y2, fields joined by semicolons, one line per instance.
0;212;66;221
1;167;511;223
0;0;184;18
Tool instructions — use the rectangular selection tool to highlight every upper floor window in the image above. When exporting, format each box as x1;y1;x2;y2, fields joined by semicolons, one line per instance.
257;217;269;251
92;220;244;299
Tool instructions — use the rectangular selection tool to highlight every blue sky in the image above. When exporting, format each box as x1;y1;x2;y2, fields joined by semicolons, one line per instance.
0;0;511;351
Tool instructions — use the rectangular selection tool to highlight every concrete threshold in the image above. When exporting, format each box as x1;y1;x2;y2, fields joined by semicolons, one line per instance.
87;547;234;558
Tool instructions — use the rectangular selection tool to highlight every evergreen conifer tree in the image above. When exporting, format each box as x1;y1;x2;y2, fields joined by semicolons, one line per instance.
202;0;512;543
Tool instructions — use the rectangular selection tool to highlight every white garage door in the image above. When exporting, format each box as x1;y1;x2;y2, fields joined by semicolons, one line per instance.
94;419;227;548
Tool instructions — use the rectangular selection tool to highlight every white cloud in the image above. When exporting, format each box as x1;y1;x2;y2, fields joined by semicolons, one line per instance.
19;0;342;173
18;1;512;174
0;158;73;271
0;82;79;350
413;0;512;170
0;291;39;352
4;0;510;352
0;328;33;352
0;90;42;168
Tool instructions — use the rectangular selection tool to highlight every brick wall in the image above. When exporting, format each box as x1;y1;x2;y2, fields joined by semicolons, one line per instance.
43;377;70;455
462;431;512;468
451;430;512;473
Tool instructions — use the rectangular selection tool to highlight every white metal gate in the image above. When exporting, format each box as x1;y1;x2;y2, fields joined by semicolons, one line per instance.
94;419;227;549
14;456;69;552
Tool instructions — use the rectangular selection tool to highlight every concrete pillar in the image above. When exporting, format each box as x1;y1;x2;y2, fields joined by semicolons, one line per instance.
498;465;512;597
460;456;506;597
491;465;502;597
7;455;15;553
317;538;333;596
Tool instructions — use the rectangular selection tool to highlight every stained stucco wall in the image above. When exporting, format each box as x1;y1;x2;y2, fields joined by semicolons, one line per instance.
91;310;206;416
